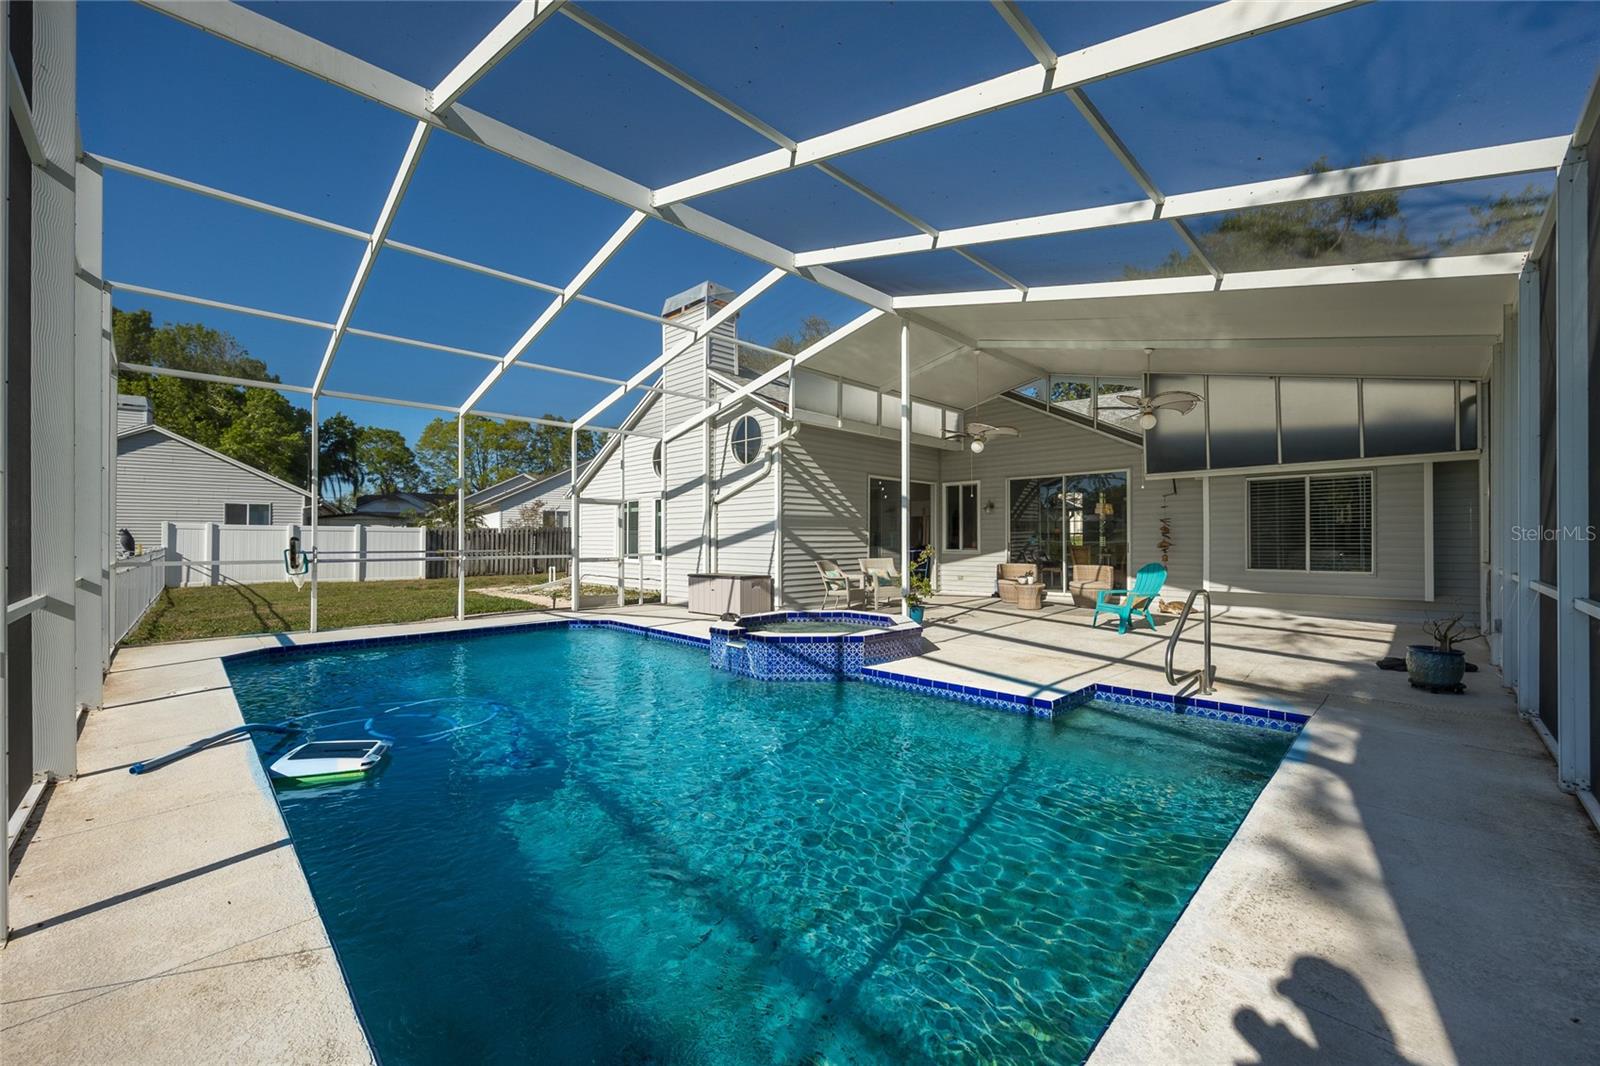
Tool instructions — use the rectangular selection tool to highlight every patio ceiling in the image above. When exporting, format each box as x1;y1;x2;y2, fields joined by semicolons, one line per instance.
99;0;1598;430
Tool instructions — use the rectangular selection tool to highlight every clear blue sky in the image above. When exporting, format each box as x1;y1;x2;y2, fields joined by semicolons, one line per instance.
79;1;1599;444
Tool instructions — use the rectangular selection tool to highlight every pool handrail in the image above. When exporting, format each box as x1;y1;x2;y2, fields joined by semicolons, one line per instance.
1165;588;1216;696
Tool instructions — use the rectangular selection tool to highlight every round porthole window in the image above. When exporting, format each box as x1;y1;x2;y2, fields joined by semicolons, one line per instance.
730;416;762;464
652;442;662;476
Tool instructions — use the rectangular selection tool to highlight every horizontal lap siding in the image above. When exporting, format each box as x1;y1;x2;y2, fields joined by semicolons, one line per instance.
710;392;777;580
1207;463;1432;613
115;433;305;552
780;427;942;608
929;399;1186;596
579;397;662;589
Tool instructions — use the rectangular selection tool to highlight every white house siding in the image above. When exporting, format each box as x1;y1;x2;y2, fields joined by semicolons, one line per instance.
707;384;780;581
1202;461;1482;621
661;299;731;602
115;430;306;552
479;475;573;529
930;397;1181;596
578;402;664;589
779;426;945;608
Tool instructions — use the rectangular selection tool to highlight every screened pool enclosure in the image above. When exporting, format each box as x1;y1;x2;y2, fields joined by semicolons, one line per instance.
3;1;1599;940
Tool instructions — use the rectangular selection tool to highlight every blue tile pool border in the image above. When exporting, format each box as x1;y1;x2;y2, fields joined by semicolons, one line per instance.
221;617;1305;733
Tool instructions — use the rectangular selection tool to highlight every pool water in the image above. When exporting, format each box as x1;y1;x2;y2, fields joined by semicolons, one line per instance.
227;627;1295;1065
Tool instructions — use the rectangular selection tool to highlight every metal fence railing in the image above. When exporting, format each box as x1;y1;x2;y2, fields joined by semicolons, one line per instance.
111;548;169;646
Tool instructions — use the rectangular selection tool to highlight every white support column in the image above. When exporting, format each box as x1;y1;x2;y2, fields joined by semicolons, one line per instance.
1;0;11;946
569;428;580;613
1501;306;1520;688
74;158;107;715
618;430;627;607
309;396;320;632
659;392;668;602
456;415;466;621
773;435;784;607
1515;268;1541;714
899;320;911;611
1555;150;1591;792
1488;339;1504;666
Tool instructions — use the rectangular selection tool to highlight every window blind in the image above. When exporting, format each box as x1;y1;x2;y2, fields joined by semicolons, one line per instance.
1309;474;1372;572
1248;478;1307;570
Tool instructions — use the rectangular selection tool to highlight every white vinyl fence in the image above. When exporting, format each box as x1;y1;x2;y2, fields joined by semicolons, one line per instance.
162;523;428;587
111;548;169;644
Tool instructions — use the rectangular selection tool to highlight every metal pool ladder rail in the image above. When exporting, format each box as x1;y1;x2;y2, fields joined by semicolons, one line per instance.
1165;588;1216;696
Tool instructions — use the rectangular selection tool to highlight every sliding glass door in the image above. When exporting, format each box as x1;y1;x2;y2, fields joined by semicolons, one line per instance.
1007;472;1129;591
868;477;933;563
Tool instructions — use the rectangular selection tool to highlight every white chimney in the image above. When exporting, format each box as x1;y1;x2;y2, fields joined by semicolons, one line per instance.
116;393;152;432
661;281;740;379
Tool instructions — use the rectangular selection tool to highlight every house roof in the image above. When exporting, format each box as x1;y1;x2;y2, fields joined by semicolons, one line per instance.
467;461;592;508
117;424;311;498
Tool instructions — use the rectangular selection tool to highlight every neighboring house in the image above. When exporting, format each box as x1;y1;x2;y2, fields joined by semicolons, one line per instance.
571;283;1484;624
114;394;310;552
467;462;590;528
319;491;455;527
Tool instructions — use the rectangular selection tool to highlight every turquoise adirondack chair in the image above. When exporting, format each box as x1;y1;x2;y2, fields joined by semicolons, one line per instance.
1093;563;1168;634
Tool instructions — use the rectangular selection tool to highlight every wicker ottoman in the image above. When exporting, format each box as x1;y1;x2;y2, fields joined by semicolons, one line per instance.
1015;583;1046;610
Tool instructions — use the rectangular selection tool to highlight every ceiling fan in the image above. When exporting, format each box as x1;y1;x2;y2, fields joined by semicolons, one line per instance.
945;421;1018;454
1104;389;1204;431
945;351;1020;453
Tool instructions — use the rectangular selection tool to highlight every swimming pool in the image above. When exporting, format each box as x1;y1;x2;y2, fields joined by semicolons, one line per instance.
227;625;1296;1065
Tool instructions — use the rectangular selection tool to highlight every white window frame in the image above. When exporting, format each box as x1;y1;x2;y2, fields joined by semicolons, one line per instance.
1002;468;1134;590
729;415;762;465
1245;470;1376;575
866;474;934;559
622;499;641;558
941;480;981;555
224;502;272;526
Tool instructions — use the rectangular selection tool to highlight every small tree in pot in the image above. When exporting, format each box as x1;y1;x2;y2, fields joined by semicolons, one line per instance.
1406;614;1476;691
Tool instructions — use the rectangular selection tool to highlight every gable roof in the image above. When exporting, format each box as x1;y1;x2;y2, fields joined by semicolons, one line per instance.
117;424;311;498
467;460;591;508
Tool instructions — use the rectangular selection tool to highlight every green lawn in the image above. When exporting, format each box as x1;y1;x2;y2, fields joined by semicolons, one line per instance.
122;576;541;646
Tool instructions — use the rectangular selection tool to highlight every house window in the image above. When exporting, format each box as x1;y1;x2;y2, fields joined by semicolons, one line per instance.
868;477;933;558
730;416;762;464
623;501;640;557
654;499;663;557
652;442;662;476
943;482;979;552
1248;473;1372;573
225;503;272;525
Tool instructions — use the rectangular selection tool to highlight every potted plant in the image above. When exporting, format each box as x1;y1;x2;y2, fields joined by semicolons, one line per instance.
904;547;936;623
1406;614;1476;691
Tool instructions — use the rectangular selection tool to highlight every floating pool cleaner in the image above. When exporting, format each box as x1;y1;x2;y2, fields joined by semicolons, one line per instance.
268;739;390;784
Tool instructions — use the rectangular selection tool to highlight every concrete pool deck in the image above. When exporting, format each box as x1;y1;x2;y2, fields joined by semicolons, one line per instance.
3;600;1597;1063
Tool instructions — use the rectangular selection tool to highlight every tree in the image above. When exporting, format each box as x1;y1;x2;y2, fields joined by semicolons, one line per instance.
1125;158;1544;280
218;388;310;487
511;500;546;528
422;496;486;530
357;427;422;495
114;308;312;486
772;315;834;355
317;413;363;500
414;414;600;492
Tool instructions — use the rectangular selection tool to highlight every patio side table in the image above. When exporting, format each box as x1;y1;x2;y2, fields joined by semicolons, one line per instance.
1015;584;1046;611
